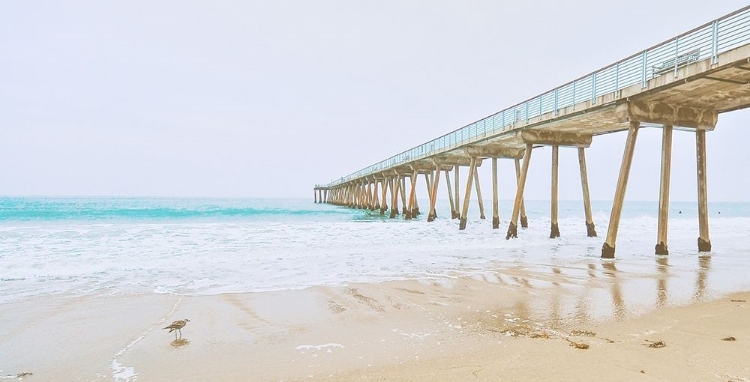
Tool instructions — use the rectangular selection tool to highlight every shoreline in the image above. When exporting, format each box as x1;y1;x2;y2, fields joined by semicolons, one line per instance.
2;258;749;381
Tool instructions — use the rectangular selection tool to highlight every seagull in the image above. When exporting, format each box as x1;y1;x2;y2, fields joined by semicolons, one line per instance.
163;319;190;339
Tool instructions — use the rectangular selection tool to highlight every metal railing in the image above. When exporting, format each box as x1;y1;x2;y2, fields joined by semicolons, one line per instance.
326;6;750;188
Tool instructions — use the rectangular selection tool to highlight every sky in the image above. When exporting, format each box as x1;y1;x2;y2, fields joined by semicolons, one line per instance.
1;0;748;201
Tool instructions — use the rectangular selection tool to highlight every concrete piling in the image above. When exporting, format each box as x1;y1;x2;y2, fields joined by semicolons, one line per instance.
390;176;401;218
577;148;597;237
550;145;560;238
696;129;712;252
602;121;640;259
459;158;477;230
454;165;460;219
656;125;673;255
514;158;529;228
428;167;441;222
507;144;533;239
474;166;486;220
445;169;456;219
492;157;499;229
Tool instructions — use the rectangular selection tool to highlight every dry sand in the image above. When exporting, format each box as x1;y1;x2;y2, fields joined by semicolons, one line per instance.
1;259;749;381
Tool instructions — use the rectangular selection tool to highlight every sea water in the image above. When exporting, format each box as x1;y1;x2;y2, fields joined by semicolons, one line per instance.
1;197;749;305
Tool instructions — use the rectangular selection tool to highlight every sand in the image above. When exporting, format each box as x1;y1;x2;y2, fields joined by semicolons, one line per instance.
1;259;749;381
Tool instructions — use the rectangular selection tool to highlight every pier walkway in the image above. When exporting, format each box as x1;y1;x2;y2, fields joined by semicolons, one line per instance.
314;6;750;258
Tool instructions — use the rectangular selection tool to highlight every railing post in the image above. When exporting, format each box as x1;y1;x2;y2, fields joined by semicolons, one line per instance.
538;96;542;117
615;62;620;94
554;88;559;116
711;20;719;65
641;50;648;88
673;37;680;78
572;80;576;109
525;102;529;123
591;73;597;105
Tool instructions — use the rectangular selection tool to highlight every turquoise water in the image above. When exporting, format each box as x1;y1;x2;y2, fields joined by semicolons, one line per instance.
1;197;747;222
1;197;749;305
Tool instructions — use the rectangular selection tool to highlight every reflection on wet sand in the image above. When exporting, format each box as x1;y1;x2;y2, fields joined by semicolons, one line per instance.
656;256;669;308
695;255;711;300
601;261;625;321
478;253;723;335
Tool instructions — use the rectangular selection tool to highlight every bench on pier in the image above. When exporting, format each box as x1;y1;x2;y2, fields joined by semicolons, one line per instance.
652;48;700;76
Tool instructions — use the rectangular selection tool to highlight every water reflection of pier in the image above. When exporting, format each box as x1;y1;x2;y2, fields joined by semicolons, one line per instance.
508;256;715;324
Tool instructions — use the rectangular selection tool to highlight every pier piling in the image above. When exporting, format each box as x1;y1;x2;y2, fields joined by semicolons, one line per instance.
550;145;560;238
656;125;673;255
459;158;477;230
390;176;400;218
515;158;529;228
428;166;441;222
445;169;456;220
474;166;486;220
696;129;712;252
492;157;499;229
578;148;597;237
454;165;460;219
602;121;640;258
507;144;533;239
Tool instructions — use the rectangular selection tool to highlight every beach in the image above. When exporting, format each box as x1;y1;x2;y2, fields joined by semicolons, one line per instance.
2;198;750;381
2;260;749;381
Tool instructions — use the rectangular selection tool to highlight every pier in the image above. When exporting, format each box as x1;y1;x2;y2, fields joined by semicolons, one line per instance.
315;6;750;258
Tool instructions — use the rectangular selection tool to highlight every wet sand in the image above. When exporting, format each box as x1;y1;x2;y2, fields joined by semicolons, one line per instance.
2;256;750;381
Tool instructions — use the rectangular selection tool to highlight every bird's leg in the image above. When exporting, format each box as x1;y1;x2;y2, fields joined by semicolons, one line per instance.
174;331;178;339
178;329;182;339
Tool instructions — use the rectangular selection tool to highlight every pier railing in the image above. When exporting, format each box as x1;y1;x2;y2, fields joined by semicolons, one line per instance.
327;6;750;188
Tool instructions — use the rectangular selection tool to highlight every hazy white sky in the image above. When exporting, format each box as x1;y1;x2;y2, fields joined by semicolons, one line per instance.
1;1;748;200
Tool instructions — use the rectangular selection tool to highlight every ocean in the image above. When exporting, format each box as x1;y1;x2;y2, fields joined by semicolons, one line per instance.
2;197;749;307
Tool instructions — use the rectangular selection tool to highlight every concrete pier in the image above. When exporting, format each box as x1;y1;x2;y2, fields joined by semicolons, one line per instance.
316;7;750;258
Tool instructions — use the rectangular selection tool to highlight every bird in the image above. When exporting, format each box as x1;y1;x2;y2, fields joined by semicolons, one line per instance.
163;319;190;339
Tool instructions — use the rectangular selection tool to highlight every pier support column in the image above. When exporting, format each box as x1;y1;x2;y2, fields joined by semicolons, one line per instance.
550;145;560;238
578;148;597;237
656;125;673;255
424;172;433;218
445;170;456;220
390;176;400;218
400;176;408;216
459;158;477;230
380;178;389;215
602;121;640;258
492;157;499;229
454;165;460;219
406;171;418;219
428;167;441;222
696;129;712;252
507;145;533;239
474;166;486;220
372;180;380;211
515;158;529;228
314;190;318;203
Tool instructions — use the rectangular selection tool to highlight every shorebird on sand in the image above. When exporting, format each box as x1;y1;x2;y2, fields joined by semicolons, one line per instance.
163;319;190;339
